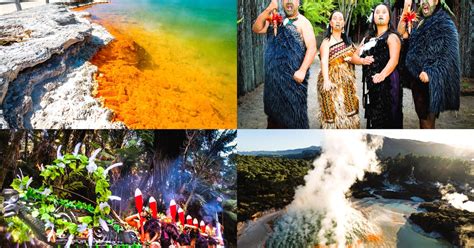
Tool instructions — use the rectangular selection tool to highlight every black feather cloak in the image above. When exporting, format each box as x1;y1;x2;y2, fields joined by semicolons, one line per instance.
264;24;309;128
405;9;460;114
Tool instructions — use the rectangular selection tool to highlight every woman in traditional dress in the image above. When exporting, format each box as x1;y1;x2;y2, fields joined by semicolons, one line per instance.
317;11;360;129
351;3;402;128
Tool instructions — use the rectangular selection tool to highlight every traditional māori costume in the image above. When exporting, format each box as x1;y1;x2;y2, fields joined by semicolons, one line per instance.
361;31;403;128
405;9;460;119
317;41;360;129
264;23;309;129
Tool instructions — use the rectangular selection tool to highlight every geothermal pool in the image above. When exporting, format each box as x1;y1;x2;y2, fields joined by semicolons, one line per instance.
76;0;236;128
356;198;452;248
255;198;452;247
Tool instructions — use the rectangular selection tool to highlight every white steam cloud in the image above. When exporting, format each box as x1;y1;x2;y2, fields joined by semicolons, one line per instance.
439;184;474;212
268;131;383;247
442;192;474;212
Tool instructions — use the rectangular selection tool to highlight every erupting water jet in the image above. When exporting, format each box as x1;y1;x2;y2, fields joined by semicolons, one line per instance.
267;132;384;247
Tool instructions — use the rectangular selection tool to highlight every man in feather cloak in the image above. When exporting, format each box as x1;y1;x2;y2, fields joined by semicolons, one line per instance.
252;0;317;128
399;0;460;128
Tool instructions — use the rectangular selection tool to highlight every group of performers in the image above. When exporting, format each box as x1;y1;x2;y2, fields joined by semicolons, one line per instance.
253;0;460;129
125;189;224;248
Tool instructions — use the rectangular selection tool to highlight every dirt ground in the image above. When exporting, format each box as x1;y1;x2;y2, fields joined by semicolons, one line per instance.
238;59;474;129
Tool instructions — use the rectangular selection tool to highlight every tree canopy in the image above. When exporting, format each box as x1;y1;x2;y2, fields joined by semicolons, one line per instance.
0;130;237;246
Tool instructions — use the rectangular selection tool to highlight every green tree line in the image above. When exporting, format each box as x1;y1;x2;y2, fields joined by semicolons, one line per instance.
236;155;312;222
237;153;473;222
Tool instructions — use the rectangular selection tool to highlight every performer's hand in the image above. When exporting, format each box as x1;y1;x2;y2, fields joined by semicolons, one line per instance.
399;20;406;29
344;57;352;62
293;69;306;84
372;73;386;84
419;71;429;83
362;56;374;65
323;80;336;91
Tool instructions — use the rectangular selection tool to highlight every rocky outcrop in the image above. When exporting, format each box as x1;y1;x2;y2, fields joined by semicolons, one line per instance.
410;201;474;247
349;160;474;246
351;178;452;202
0;5;124;128
350;155;474;202
0;5;89;87
49;0;108;3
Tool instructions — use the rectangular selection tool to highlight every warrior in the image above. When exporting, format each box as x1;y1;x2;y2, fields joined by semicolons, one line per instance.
177;225;193;247
399;0;460;128
160;218;180;248
252;0;317;129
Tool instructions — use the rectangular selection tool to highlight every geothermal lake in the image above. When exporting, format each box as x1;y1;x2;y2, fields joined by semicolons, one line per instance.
78;0;236;128
241;198;453;247
356;198;452;248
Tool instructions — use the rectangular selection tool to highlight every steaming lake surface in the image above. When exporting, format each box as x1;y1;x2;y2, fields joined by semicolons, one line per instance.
354;198;452;247
239;198;453;247
76;0;236;128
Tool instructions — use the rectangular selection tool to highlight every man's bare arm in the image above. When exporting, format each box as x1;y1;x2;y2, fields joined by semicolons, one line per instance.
299;19;317;72
397;0;412;38
252;0;277;34
293;18;317;83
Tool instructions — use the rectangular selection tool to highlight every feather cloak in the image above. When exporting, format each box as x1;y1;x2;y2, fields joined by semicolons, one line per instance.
264;24;309;129
405;9;460;114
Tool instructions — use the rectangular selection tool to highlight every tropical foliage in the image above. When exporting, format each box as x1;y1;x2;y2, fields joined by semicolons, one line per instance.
6;147;119;244
299;0;335;36
0;130;237;247
300;0;397;37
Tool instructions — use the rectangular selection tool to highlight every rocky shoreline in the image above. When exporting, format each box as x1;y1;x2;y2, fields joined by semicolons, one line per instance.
409;201;474;247
351;173;474;247
0;5;125;128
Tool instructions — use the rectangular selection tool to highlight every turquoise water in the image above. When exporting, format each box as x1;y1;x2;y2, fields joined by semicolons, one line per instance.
87;0;236;64
357;198;453;247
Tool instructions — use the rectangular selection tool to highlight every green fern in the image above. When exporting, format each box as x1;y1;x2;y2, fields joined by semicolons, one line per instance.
300;0;335;36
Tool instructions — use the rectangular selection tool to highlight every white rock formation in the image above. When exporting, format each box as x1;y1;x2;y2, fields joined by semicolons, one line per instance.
0;5;125;128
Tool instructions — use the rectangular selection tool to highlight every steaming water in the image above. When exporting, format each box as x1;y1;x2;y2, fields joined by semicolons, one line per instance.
266;198;452;247
356;198;452;248
269;132;383;247
264;133;452;247
267;206;380;247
